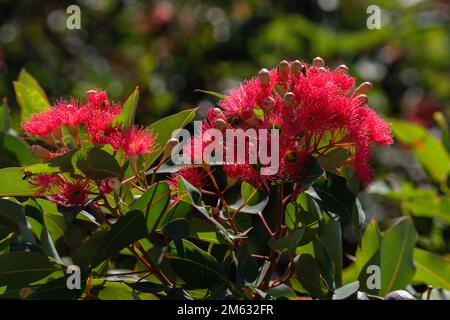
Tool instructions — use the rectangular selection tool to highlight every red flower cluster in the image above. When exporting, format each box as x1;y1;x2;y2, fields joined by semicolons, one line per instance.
171;58;393;188
23;90;159;207
21;90;158;158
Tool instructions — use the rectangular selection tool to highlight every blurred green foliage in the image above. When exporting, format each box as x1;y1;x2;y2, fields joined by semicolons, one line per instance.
0;0;448;125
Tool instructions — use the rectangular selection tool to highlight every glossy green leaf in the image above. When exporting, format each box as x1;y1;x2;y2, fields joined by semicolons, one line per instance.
227;182;269;214
313;173;356;224
332;281;359;300
0;133;37;167
14;70;51;121
144;108;197;169
285;192;321;246
413;248;450;289
299;156;324;186
73;210;148;268
29;274;86;300
0;252;58;288
188;217;224;244
317;216;342;287
178;177;231;243
113;86;139;127
194;89;226;100
355;218;382;294
380;217;418;296
161;218;190;240
17;69;50;104
0;199;35;244
25;147;121;179
268;227;305;253
390;119;450;183
131;181;170;233
236;245;259;287
0;167;37;196
167;239;227;288
295;254;331;298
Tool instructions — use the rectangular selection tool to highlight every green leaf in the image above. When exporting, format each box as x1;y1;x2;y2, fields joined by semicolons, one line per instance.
380;217;418;296
413;248;450;289
0;199;35;244
188;217;225;244
268;228;305;253
93;280;154;300
0;252;58;288
73;210;148;268
17;69;50;105
228;182;269;214
25;147;121;179
126;281;166;293
295;253;331;298
317;215;342;287
236;245;259;287
0;133;37;167
390;119;450;183
0;167;37;196
75;148;122;179
386;185;450;223
313;173;356;223
161;218;190;240
167;239;227;288
332;281;359;300
317;148;350;169
0;98;12;132
130;182;170;233
178;177;232;243
355;218;382;294
194;89;226;100
113;87;139;127
144;108;197;169
286;192;321;246
29;274;86;300
299;156;324;186
14;70;51;121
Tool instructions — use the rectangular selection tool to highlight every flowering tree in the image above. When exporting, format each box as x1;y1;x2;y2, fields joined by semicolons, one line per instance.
0;60;447;300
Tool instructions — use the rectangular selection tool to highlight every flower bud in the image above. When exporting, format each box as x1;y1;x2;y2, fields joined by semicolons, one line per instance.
283;92;295;108
354;82;373;96
214;118;228;132
291;60;302;76
30;145;52;161
336;64;348;72
19;287;33;299
258;68;271;87
163;138;179;157
260;96;275;113
240;108;258;127
86;90;97;101
355;94;368;106
312;56;325;68
278;60;290;81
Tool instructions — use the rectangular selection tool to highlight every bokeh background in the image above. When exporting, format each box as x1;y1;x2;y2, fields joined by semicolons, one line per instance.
1;0;448;124
0;0;449;253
